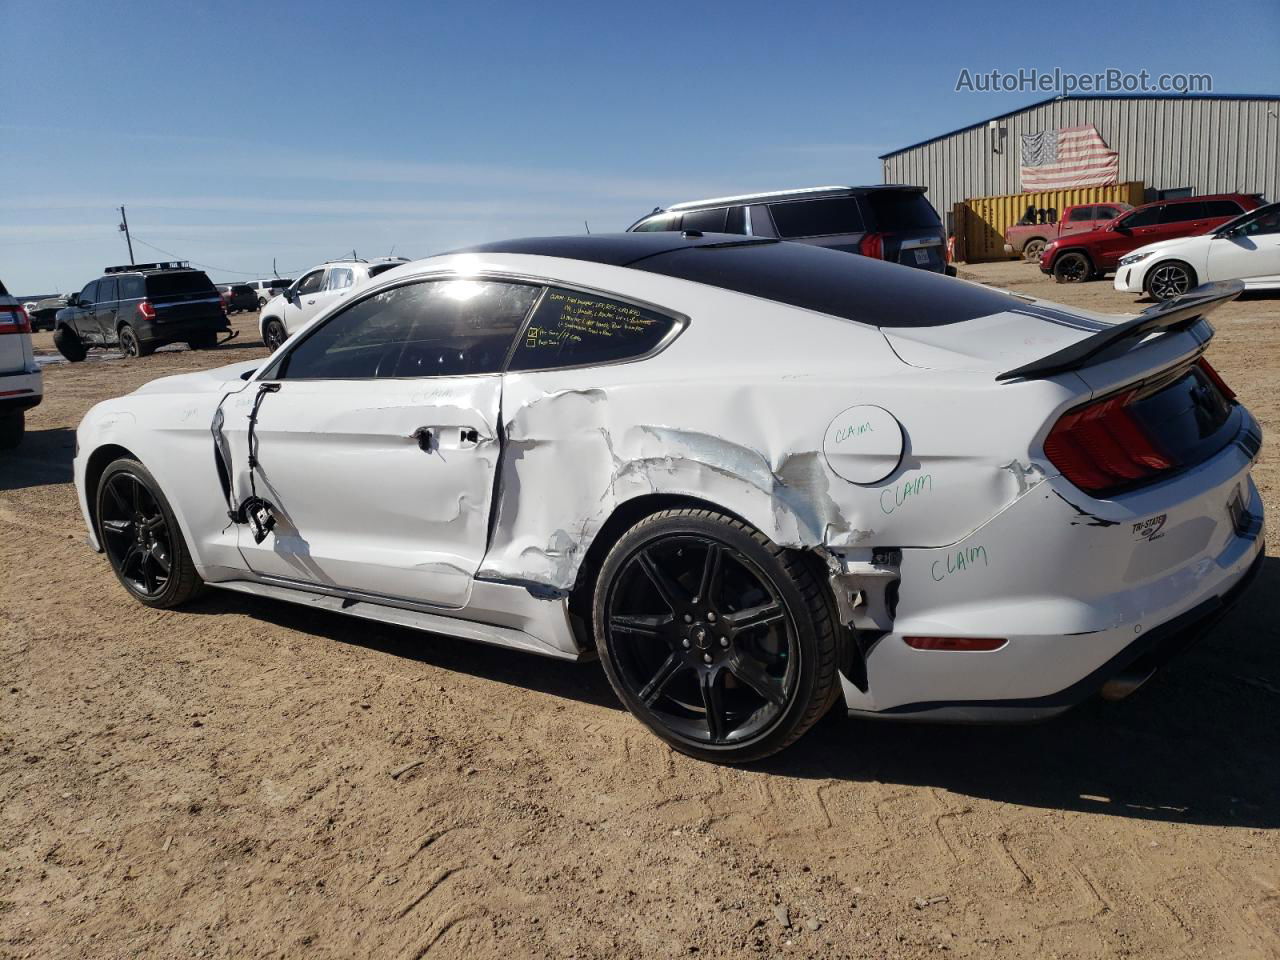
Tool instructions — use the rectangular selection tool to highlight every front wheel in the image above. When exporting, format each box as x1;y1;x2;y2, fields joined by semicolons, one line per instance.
0;412;23;449
594;508;841;763
1145;260;1196;301
53;326;87;362
1052;251;1092;283
96;458;203;608
262;318;287;352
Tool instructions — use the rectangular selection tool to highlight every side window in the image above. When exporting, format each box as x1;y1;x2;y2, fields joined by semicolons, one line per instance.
98;277;119;304
725;206;747;234
296;269;325;295
1121;206;1163;229
324;267;354;291
1160;201;1206;224
768;197;865;238
1237;207;1280;236
681;207;727;233
273;279;538;380
1204;200;1244;218
79;280;99;305
118;276;144;299
508;288;678;371
1067;207;1095;222
632;214;678;232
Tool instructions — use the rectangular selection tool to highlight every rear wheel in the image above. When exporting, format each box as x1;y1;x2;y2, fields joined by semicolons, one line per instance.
1022;238;1047;261
262;318;287;352
118;323;154;358
1145;260;1197;301
1052;251;1092;283
0;412;23;449
96;458;203;608
594;508;840;763
53;326;87;362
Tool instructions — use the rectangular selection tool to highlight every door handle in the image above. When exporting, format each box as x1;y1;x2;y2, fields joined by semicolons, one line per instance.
306;299;316;305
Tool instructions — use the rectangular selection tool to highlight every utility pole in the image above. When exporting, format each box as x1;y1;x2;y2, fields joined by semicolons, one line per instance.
118;206;135;265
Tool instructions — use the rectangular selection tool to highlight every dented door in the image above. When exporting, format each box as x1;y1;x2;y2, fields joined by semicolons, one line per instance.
220;376;502;608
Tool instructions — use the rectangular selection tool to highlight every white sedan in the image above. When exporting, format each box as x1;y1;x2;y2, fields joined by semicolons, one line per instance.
73;234;1263;762
1115;202;1280;300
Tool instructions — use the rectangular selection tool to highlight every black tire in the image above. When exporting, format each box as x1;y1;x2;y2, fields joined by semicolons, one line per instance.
593;508;840;764
0;412;23;450
1022;238;1047;262
96;458;203;608
1052;250;1092;283
1145;260;1197;302
188;331;219;350
53;326;88;362
262;318;287;352
118;323;154;358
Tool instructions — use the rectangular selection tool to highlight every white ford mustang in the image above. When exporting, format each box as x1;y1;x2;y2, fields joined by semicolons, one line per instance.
74;234;1264;762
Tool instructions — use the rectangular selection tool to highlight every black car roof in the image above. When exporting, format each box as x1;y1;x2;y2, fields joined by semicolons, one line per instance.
450;233;1016;329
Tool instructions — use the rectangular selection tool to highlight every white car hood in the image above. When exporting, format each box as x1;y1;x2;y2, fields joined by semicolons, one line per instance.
1123;235;1203;260
881;298;1119;373
130;358;261;396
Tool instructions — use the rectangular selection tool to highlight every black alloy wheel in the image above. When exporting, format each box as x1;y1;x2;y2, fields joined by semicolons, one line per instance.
118;323;154;358
263;318;287;352
96;459;203;608
1146;261;1195;301
595;509;840;763
1052;251;1092;283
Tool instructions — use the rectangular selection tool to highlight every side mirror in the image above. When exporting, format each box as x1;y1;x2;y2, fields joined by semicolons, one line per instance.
67;294;79;307
1112;223;1130;233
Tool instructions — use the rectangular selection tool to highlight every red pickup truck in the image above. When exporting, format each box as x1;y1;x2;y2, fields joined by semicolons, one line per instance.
1003;202;1131;261
1039;193;1265;283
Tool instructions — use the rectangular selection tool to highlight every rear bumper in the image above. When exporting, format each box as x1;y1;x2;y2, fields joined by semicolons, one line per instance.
843;420;1265;721
0;369;43;413
138;316;232;342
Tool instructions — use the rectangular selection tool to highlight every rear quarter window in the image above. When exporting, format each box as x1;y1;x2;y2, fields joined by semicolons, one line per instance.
508;288;678;370
768;197;865;238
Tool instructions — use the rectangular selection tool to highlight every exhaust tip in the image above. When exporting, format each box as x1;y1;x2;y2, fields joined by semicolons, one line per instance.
1100;665;1157;702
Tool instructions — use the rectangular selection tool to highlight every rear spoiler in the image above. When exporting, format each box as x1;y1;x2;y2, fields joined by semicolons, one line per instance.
996;281;1243;382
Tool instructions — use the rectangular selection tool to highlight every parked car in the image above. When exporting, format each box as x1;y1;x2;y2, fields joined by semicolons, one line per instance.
247;278;293;308
0;278;42;449
1040;193;1265;283
628;185;950;275
73;233;1263;763
218;283;259;314
1114;202;1280;300
258;258;408;350
27;295;69;331
54;261;232;360
1004;202;1133;261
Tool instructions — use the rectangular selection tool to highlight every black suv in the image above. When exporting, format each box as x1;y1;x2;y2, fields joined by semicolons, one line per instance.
628;185;951;274
54;261;232;360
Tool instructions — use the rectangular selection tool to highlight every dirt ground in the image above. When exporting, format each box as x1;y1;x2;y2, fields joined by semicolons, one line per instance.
3;266;1278;960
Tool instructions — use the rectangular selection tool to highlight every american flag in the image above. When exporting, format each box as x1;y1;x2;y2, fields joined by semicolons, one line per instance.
1019;125;1119;191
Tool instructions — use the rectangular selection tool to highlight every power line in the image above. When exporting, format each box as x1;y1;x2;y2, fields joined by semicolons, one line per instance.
130;235;326;277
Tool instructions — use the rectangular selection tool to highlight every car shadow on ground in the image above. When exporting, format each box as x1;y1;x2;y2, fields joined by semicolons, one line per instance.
188;555;1280;829
0;427;75;490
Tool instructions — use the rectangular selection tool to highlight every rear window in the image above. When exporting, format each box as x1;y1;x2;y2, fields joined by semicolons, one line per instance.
632;239;1017;328
367;263;402;279
146;270;217;297
508;288;677;370
863;191;941;230
768;197;865;238
231;284;254;295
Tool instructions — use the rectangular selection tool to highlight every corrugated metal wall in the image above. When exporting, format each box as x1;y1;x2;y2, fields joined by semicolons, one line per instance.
955;181;1146;262
882;97;1280;228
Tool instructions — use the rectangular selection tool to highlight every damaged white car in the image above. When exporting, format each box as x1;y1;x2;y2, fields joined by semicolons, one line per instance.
73;234;1264;762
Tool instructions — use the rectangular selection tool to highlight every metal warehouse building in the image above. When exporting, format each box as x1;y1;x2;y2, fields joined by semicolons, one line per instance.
880;94;1280;235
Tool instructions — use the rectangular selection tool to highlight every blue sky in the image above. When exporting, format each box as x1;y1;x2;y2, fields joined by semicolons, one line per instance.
2;0;1277;294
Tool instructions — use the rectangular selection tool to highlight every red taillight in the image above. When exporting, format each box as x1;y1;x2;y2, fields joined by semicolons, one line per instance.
904;636;1008;652
1197;358;1236;401
1044;389;1173;495
137;300;156;321
0;305;31;335
858;232;885;259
